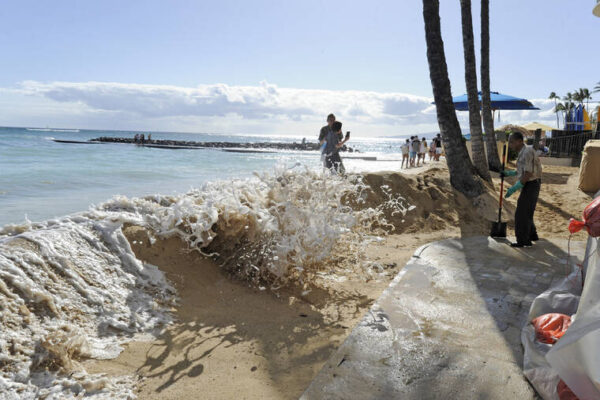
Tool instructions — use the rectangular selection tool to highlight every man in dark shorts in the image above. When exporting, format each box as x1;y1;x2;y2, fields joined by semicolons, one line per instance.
503;131;543;247
321;121;349;173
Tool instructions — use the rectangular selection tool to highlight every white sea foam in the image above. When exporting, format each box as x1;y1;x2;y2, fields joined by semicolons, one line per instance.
0;215;176;399
0;165;412;398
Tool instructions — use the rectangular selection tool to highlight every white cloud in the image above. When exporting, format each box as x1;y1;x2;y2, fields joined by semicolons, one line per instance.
16;80;434;128
0;81;585;136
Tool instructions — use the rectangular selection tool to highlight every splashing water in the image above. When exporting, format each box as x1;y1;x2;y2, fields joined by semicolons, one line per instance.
0;165;412;398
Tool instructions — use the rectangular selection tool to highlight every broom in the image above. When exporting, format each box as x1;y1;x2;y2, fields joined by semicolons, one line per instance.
490;142;508;238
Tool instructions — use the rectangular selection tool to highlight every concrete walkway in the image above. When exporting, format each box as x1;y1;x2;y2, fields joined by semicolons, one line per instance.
302;236;586;400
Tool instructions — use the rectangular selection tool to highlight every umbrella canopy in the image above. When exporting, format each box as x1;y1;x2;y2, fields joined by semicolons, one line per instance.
498;124;533;138
451;91;540;111
522;122;555;132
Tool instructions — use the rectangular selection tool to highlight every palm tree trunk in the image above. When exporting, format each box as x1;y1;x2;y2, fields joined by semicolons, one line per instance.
480;0;502;172
461;0;491;182
554;98;559;128
422;0;483;198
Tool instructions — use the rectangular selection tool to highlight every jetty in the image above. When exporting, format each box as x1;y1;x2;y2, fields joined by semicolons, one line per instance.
81;136;357;152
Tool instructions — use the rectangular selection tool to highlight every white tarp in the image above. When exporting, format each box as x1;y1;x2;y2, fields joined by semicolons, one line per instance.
546;236;600;399
522;191;600;399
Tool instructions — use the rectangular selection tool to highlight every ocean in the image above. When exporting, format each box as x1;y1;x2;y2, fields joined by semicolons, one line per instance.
0;126;408;227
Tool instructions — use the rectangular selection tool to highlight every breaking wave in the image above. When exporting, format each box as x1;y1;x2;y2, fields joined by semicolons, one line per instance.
0;164;412;398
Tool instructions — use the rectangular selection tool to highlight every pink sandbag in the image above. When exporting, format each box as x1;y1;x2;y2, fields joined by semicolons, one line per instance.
557;379;580;400
568;196;600;237
532;313;571;344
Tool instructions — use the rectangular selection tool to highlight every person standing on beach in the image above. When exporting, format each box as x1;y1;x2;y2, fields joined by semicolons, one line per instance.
321;121;349;173
319;114;336;142
418;137;428;166
401;139;410;169
503;131;542;247
428;138;435;161
410;136;420;167
319;114;336;166
434;134;443;161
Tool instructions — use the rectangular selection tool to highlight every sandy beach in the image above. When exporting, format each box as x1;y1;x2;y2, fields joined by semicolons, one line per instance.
81;161;593;399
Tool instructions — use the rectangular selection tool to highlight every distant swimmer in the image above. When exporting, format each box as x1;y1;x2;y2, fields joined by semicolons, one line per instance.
321;121;349;174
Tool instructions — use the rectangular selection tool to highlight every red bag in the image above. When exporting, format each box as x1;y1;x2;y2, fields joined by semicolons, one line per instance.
532;313;571;344
557;379;580;400
568;196;600;237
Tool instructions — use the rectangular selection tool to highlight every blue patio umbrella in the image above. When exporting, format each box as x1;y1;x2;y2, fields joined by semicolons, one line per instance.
450;91;539;111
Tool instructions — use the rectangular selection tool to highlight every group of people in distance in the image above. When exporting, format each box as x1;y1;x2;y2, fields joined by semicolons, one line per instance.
319;113;349;174
133;133;152;144
401;133;443;169
318;113;447;173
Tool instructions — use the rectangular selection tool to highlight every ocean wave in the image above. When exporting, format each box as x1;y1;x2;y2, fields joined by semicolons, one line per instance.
0;165;412;398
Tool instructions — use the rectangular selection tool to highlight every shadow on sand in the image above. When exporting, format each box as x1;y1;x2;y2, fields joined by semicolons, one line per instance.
118;231;375;399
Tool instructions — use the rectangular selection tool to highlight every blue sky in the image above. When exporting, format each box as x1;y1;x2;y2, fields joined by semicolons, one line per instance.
0;0;598;136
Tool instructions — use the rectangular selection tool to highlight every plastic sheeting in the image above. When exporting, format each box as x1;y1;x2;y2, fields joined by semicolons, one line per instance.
546;236;600;399
521;263;582;400
522;192;600;399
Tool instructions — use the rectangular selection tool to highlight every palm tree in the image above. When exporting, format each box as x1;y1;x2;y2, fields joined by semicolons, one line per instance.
574;89;583;106
422;0;483;198
563;93;574;130
582;88;592;110
594;82;600;93
480;0;502;171
460;0;490;182
549;92;560;128
555;102;566;129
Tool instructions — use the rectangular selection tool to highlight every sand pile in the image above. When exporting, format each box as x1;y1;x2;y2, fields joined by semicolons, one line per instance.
360;167;514;236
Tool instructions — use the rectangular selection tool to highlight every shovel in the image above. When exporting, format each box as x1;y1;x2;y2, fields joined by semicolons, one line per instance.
490;142;508;238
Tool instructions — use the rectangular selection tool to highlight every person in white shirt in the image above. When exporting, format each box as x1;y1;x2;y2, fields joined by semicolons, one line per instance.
401;139;410;169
